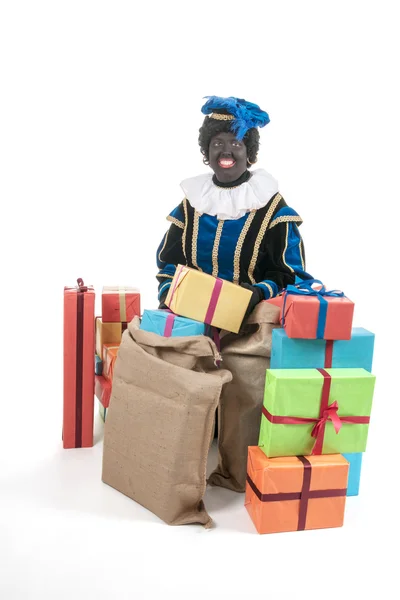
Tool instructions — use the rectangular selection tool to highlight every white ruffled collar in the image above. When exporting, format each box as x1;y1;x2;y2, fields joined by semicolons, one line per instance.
180;168;279;220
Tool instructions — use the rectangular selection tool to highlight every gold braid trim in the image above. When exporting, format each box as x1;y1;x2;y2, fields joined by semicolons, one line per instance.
209;113;235;121
157;273;173;279
191;211;202;271
182;198;188;260
269;215;303;229
282;223;294;273
166;215;184;229
212;221;224;277
300;239;306;271
157;229;169;263
232;210;256;285
248;193;282;283
257;282;274;298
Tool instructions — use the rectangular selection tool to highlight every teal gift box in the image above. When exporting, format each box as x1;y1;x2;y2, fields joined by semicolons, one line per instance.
140;309;206;337
271;327;374;372
95;354;103;375
342;453;363;496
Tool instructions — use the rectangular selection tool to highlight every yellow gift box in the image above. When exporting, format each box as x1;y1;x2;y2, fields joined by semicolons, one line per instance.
165;265;252;334
95;317;126;358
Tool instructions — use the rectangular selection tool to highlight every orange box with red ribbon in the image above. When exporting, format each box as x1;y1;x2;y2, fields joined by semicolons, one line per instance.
245;447;349;534
259;368;375;458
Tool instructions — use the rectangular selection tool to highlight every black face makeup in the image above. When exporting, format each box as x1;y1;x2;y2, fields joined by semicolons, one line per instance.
208;131;248;183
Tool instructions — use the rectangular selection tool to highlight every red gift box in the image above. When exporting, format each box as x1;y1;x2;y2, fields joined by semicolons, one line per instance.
267;281;354;340
95;375;112;409
63;278;95;449
102;286;141;323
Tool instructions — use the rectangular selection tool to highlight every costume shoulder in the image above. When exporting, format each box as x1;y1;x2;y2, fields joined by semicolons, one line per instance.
268;198;303;229
166;201;185;229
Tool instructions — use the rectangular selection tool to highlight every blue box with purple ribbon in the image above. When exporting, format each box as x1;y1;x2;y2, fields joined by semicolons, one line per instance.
140;309;206;337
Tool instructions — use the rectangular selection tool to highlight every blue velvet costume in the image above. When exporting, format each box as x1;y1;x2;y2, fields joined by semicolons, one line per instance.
156;185;311;302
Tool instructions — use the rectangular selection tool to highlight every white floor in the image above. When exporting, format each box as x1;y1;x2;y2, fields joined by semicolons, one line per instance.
0;402;397;600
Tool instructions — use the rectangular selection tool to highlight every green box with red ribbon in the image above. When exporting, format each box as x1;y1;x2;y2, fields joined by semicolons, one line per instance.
259;368;375;458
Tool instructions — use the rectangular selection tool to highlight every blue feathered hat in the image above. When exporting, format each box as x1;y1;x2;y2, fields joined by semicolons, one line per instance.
201;96;270;141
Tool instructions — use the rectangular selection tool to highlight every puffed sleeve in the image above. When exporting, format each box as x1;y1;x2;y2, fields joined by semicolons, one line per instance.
254;208;312;299
156;201;186;301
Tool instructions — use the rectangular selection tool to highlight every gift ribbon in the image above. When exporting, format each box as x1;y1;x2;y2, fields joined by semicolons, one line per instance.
246;456;347;531
262;368;370;455
281;279;345;339
168;265;224;328
204;278;223;325
75;278;86;447
163;313;176;337
118;287;127;322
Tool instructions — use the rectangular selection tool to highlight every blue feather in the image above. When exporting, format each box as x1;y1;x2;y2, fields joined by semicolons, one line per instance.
201;96;270;140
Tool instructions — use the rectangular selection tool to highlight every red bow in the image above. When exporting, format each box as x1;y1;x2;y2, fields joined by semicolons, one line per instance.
311;400;342;454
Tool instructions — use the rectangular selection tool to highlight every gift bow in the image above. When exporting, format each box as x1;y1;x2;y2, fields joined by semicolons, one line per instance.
311;400;342;450
281;279;345;339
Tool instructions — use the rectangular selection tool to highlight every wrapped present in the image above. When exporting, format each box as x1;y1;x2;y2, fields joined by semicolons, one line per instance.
278;279;354;340
102;286;140;323
342;452;363;496
103;343;120;381
165;264;252;334
140;309;206;337
245;447;348;534
95;354;103;375
95;317;127;358
271;327;375;371
63;278;95;449
95;375;111;421
259;368;375;457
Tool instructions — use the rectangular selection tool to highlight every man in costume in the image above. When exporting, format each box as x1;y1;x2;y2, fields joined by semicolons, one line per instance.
156;95;311;319
155;96;312;493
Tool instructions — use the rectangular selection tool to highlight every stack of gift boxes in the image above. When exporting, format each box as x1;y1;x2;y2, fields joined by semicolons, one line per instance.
95;286;141;422
63;281;141;448
64;272;376;536
244;281;376;534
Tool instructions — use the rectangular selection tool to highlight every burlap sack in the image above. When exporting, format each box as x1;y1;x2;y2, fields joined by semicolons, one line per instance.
208;301;281;492
102;317;232;527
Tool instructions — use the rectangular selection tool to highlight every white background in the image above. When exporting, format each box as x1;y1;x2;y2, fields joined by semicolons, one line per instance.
1;1;399;599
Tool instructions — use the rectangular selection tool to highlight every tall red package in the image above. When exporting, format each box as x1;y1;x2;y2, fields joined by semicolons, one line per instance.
63;278;95;448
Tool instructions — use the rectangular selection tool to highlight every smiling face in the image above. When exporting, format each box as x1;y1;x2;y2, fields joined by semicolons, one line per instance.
208;131;248;183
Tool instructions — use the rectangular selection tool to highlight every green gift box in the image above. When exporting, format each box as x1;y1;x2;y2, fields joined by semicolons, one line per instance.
259;368;375;458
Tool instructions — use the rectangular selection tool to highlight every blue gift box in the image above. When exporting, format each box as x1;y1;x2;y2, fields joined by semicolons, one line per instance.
270;327;374;371
140;309;206;337
342;453;363;496
95;354;103;375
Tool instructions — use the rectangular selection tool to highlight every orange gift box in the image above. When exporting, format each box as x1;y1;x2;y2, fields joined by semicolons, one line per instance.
103;343;120;381
63;279;95;449
95;317;127;358
245;447;348;534
102;286;140;323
